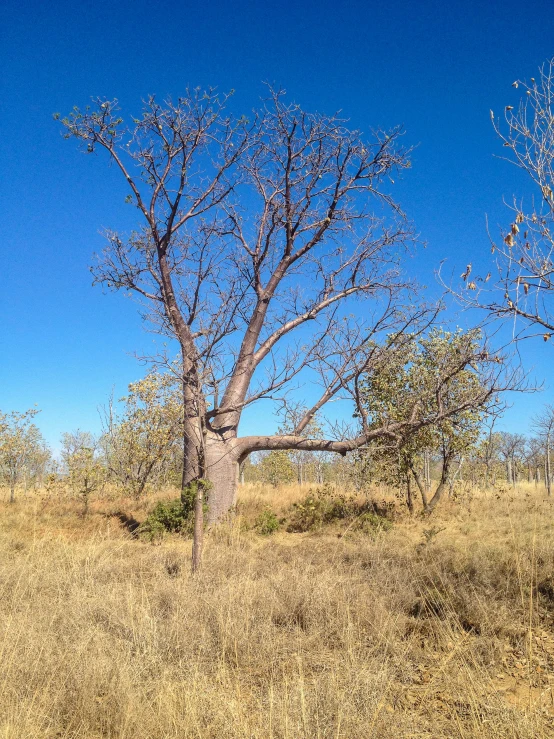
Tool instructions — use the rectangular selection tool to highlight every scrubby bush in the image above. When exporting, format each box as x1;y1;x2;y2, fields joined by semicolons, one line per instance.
138;499;192;542
138;480;211;542
286;486;392;534
355;511;393;535
254;507;281;535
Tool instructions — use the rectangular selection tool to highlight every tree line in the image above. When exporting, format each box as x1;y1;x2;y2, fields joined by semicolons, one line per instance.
2;361;553;515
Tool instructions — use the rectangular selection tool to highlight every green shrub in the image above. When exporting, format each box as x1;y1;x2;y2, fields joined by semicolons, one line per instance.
138;499;192;542
255;508;280;535
355;511;393;535
138;479;212;542
286;486;393;534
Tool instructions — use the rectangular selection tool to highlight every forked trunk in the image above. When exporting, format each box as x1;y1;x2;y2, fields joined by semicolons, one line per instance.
408;462;428;510
426;456;452;513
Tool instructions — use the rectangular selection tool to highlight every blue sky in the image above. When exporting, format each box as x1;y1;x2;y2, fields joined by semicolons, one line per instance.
1;0;553;450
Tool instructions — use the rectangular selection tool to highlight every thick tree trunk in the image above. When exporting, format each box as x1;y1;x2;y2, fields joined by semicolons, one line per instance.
506;458;513;486
204;434;240;524
181;415;202;488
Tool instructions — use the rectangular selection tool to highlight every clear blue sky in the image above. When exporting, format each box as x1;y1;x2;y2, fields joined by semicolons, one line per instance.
1;0;553;450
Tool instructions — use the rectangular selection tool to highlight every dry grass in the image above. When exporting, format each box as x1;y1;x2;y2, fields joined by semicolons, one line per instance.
1;482;554;737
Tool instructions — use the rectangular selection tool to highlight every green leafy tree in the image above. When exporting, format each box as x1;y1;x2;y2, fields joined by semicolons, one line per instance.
258;451;296;487
277;405;327;485
361;329;494;512
0;408;47;503
62;436;106;514
102;372;182;498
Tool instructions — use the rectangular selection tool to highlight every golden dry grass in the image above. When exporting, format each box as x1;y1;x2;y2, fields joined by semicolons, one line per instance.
1;482;554;737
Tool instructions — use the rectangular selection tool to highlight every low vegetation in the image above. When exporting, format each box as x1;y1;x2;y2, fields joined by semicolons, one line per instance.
1;481;554;738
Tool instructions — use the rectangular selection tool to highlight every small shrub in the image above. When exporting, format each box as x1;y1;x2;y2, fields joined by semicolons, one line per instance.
355;511;393;535
286;486;392;534
417;526;446;551
138;479;211;542
255;508;280;535
138;499;192;542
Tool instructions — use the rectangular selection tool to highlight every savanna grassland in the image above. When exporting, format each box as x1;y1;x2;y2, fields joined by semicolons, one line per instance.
1;483;554;738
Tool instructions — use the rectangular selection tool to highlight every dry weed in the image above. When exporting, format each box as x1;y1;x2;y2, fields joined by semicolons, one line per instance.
0;483;553;737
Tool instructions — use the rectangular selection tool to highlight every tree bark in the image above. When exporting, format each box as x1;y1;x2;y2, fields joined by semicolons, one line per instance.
408;462;429;510
204;434;241;524
547;433;552;497
426;455;453;513
191;482;204;574
406;472;414;515
506;458;513;486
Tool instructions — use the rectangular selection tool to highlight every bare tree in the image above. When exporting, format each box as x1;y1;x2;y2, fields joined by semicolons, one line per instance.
534;405;554;495
60;89;518;525
523;436;543;485
448;57;554;343
498;432;527;487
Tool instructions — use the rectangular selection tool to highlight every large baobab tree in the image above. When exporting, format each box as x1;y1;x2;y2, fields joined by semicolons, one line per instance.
60;88;514;522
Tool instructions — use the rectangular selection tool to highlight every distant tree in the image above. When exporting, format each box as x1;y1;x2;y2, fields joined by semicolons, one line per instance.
524;436;543;485
361;329;496;513
0;408;46;503
277;404;327;485
478;426;503;488
258;451;296;487
497;432;527;487
533;405;554;495
62;432;105;514
60;429;97;470
101;372;182;498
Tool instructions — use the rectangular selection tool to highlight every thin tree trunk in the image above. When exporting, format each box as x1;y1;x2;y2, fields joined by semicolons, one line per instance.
547;433;552;497
424;450;431;493
406;472;414;515
449;457;463;498
409;462;429;510
191;482;204;574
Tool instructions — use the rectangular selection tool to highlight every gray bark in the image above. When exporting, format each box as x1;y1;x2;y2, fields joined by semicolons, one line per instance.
204;434;241;524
